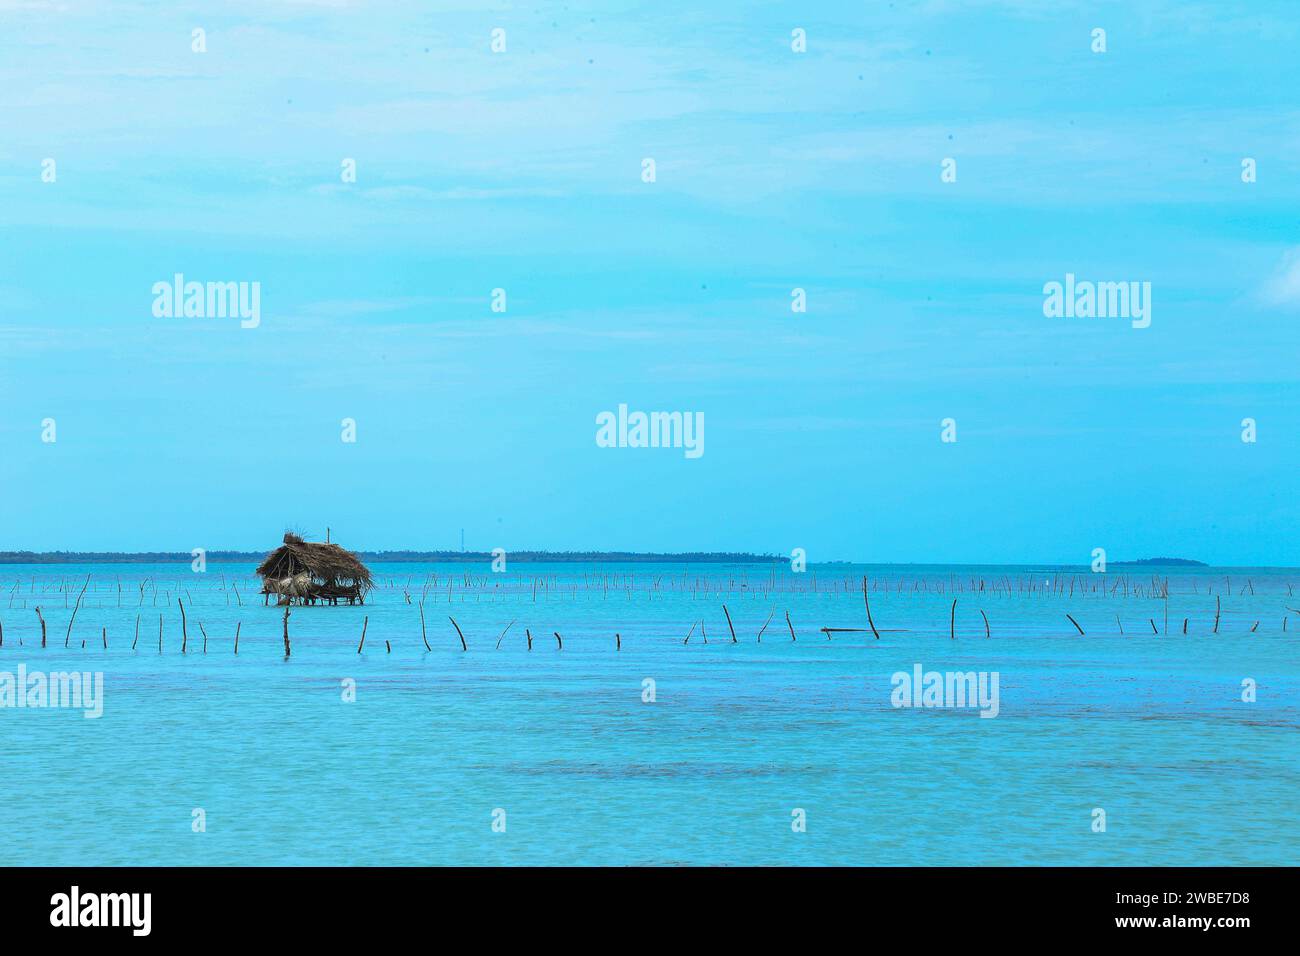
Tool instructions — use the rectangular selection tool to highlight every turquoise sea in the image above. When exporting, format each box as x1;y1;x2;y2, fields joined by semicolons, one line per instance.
1;561;1296;866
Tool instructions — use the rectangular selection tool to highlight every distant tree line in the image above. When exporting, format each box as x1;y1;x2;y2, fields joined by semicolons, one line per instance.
0;550;787;565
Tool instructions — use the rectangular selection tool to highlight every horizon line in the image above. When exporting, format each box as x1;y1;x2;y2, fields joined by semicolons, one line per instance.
0;550;1263;570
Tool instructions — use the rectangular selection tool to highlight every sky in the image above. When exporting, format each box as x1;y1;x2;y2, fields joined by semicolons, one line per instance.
0;0;1297;564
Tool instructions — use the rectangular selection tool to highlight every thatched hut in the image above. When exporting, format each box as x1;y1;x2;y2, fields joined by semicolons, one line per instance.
256;532;373;606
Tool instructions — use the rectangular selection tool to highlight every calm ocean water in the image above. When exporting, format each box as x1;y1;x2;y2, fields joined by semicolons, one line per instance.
2;561;1296;866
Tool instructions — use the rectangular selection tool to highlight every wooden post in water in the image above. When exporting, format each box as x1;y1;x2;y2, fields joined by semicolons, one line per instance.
282;606;291;657
357;616;368;653
102;626;107;649
234;622;241;655
132;614;140;650
554;631;563;650
950;599;957;639
1213;595;1221;634
62;574;89;650
1066;614;1085;635
64;574;90;647
863;577;880;639
178;598;188;654
786;610;796;642
199;622;209;653
723;605;737;643
526;628;533;651
449;616;467;651
35;607;46;648
980;609;990;639
419;601;431;651
616;632;621;651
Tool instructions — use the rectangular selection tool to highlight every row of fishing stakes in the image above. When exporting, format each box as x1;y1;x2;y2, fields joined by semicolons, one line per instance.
0;577;1287;654
7;570;1280;613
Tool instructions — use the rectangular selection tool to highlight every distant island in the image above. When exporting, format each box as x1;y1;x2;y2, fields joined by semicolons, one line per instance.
0;550;786;565
1110;557;1207;567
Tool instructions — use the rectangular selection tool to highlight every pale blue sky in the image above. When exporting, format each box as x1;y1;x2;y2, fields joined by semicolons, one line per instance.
1;1;1297;563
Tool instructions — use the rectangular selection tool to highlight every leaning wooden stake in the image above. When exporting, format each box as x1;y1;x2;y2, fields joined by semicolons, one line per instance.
494;620;515;650
554;631;563;650
132;614;140;650
419;601;431;651
756;608;774;643
35;607;47;647
526;628;533;651
980;609;990;639
65;574;90;647
1213;595;1221;634
449;616;467;651
786;610;796;641
199;622;209;653
1066;613;1084;635
102;626;108;649
683;622;696;645
862;577;880;639
357;616;368;653
949;599;957;639
616;632;621;651
234;622;241;655
722;604;737;643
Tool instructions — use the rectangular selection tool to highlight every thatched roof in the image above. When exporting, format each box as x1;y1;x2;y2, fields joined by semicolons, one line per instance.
256;532;373;591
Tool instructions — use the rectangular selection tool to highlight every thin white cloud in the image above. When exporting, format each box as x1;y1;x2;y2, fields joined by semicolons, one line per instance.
1261;248;1300;308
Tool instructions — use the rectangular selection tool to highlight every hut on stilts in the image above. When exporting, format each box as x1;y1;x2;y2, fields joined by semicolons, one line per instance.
256;532;373;606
